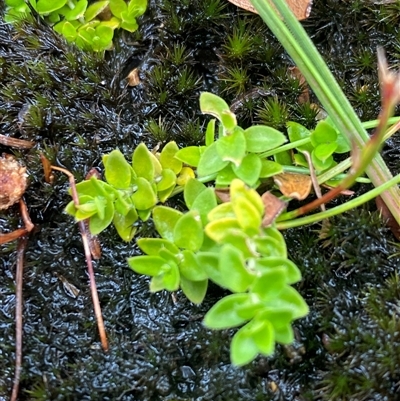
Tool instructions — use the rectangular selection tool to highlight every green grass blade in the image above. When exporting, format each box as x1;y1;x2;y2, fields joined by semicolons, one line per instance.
250;0;400;223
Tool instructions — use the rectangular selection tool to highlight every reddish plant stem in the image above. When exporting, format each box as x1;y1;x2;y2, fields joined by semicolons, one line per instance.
50;165;109;352
10;236;28;401
0;200;34;245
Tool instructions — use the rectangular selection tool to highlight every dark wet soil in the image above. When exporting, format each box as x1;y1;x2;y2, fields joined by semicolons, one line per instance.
1;0;400;400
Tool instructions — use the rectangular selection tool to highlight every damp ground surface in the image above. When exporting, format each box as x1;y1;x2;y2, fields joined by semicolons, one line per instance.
1;0;400;400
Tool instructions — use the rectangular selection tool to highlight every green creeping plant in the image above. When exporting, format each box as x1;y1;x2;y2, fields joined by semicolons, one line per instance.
128;178;308;366
5;0;147;52
66;92;400;366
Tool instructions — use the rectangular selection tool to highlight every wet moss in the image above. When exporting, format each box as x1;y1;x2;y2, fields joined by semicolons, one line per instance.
1;0;400;399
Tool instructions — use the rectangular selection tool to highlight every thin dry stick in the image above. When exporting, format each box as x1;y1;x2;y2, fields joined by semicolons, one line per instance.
10;236;28;401
50;165;109;351
0;135;34;149
302;150;326;212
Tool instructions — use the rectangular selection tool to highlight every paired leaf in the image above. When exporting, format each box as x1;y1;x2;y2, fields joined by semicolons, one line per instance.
153;206;183;242
132;142;154;181
244;125;286;152
219;245;253;292
216;128;246;167
173;211;204;251
203;293;250;329
103;149;133;189
197;141;229;176
159;141;183;174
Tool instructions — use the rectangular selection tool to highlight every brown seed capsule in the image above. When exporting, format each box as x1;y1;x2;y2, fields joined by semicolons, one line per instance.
0;155;28;210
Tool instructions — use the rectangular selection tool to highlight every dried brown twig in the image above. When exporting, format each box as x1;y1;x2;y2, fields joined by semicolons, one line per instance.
10;236;28;401
49;164;109;351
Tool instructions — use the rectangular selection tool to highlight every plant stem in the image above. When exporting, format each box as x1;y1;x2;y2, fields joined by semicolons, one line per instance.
276;173;400;229
250;0;400;224
10;236;28;401
51;165;109;352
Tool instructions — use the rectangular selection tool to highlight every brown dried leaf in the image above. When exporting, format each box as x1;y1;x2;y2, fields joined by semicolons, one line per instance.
127;68;140;86
226;0;313;20
56;273;81;298
40;154;54;184
261;191;287;226
273;172;312;200
215;188;231;203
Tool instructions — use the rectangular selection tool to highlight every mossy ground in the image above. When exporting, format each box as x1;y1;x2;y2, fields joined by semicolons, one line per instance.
1;0;400;399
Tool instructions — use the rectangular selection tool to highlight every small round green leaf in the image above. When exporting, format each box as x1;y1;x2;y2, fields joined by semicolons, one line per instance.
103;149;132;189
113;208;138;241
109;0;127;18
159;141;183;174
200;92;231;121
314;142;338;161
179;250;208;281
311;150;334;171
287;121;313;152
205;217;241;243
184;178;207;209
259;160;283;178
311;120;337;146
244;125;286;153
231;324;259;366
161;262;180;291
85;0;109;21
197;141;229;177
219;244;253;292
60;0;88;20
127;255;165;276
203;293;250;329
175;146;203;167
190;187;218;225
173;211;204;251
232;153;262;186
156;169;176;192
153;206;183;242
137;238;179;255
251;319;275;356
196;252;224;287
180;276;208;304
132;142;155;181
36;0;66;14
131;177;157;210
232;196;262;235
216;128;246;167
88;196;115;235
251;268;287;301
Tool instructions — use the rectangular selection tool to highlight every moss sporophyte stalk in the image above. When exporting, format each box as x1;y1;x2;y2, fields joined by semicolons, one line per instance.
66;89;400;366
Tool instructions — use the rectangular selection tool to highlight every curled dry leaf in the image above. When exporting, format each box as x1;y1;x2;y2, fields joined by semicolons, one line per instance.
226;0;313;21
215;188;231;203
261;191;287;226
40;154;55;184
55;273;81;298
0;155;28;210
273;172;312;200
127;68;140;86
